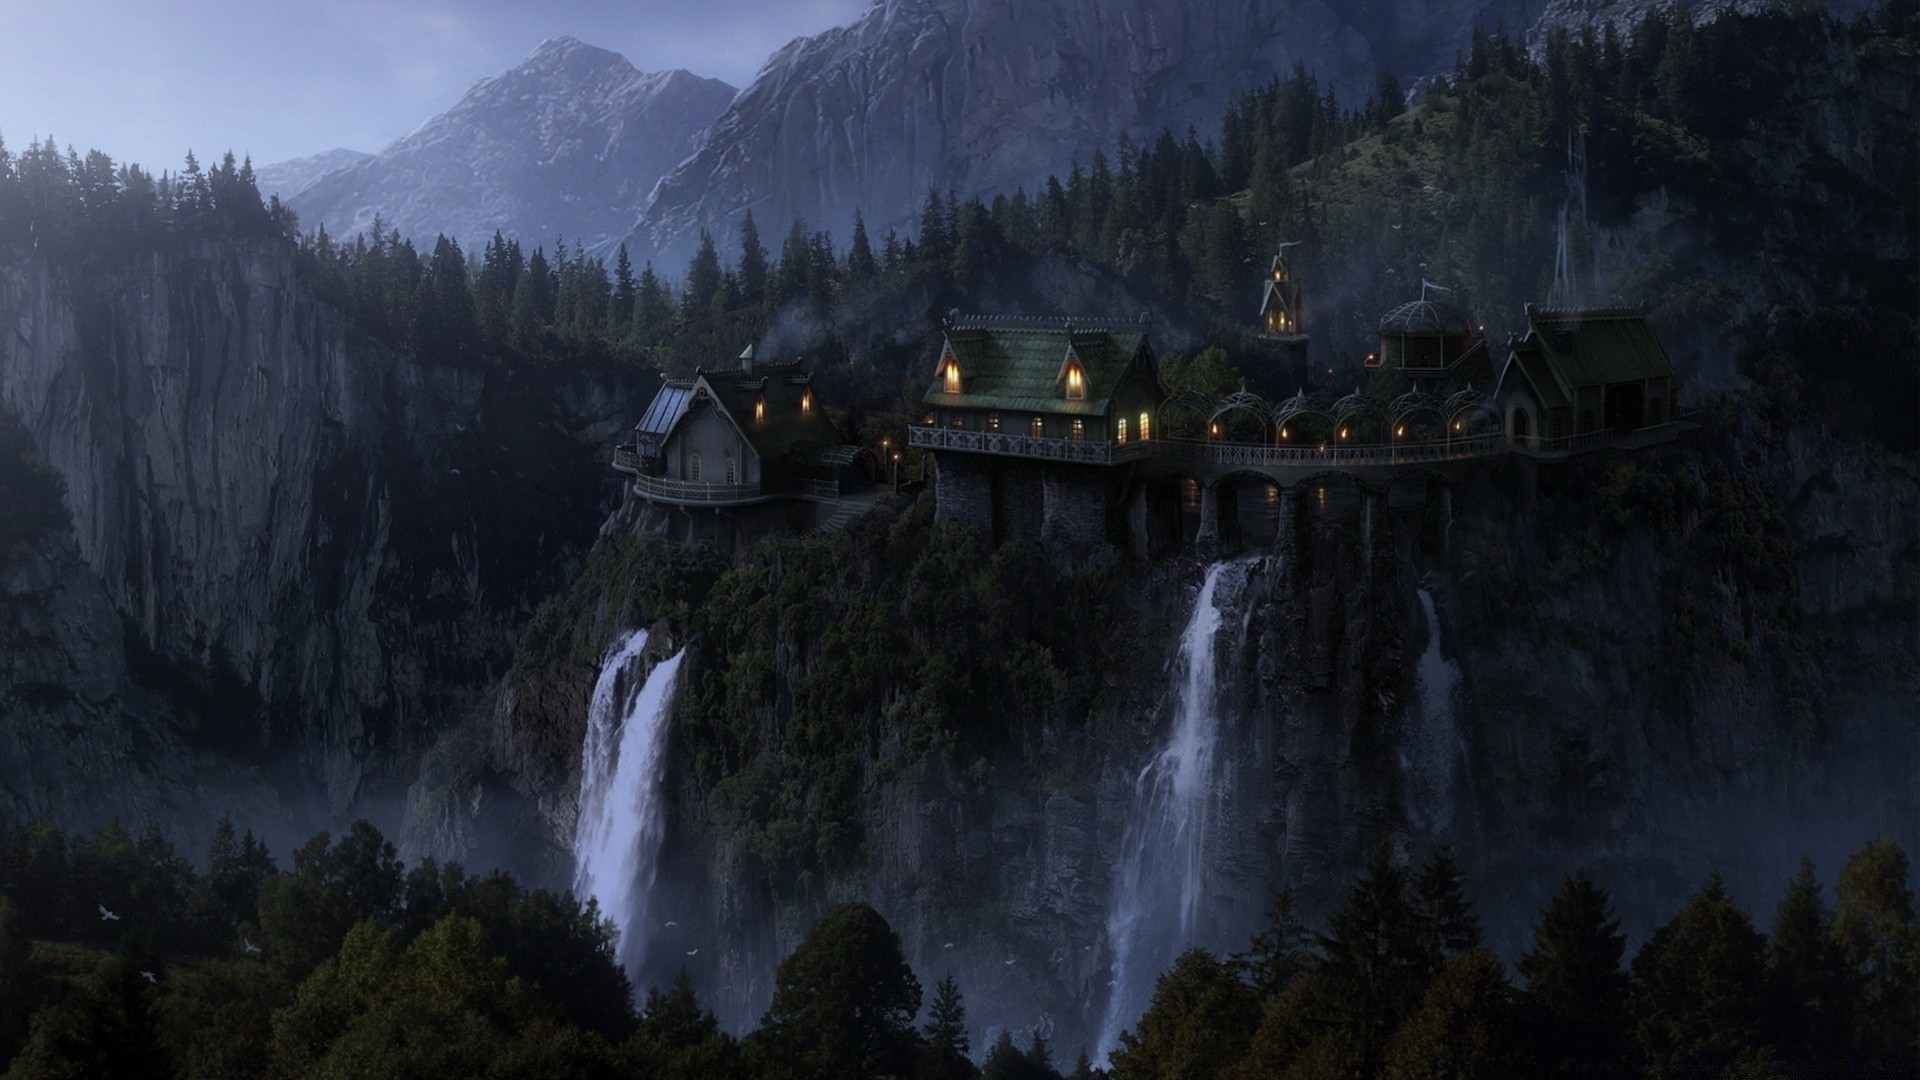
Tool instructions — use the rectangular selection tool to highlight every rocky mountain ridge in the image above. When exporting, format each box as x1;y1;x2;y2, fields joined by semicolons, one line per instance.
285;37;735;253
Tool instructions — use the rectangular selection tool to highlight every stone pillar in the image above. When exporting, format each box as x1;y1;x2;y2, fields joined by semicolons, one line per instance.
1438;483;1454;560
1195;483;1221;558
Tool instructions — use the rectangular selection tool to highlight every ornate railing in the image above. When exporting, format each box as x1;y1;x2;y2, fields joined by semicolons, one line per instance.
799;478;841;498
908;425;1150;464
1155;432;1507;468
628;473;762;503
612;446;642;475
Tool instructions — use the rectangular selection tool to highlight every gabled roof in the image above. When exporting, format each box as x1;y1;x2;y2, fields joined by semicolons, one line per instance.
636;383;693;438
1499;337;1570;411
922;318;1156;416
639;358;846;463
1524;306;1677;389
691;363;843;461
1381;299;1474;336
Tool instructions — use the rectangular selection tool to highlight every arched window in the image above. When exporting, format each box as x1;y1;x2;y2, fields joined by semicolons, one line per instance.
724;456;737;484
1071;419;1085;442
988;412;1001;433
801;391;813;413
690;452;702;482
1030;416;1044;439
1116;416;1129;444
944;359;962;393
1065;363;1085;399
1139;411;1151;441
754;395;766;422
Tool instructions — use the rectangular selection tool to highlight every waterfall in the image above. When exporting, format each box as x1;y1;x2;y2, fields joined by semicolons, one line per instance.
1400;589;1464;832
1096;560;1254;1061
1550;127;1591;306
572;629;687;980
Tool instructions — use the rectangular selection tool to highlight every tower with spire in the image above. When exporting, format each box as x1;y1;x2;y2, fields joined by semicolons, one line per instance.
1256;242;1309;372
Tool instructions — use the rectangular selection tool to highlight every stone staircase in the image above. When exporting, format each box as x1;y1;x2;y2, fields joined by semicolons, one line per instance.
810;498;869;536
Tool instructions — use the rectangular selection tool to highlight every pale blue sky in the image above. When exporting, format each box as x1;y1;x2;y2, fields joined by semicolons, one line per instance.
0;0;870;172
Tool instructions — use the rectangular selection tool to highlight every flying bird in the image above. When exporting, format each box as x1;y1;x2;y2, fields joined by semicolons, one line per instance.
942;942;954;950
98;905;119;922
686;948;699;957
1003;958;1016;966
242;938;261;955
139;970;157;984
664;921;677;928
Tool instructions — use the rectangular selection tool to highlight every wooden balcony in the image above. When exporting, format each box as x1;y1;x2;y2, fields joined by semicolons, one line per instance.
907;425;1151;464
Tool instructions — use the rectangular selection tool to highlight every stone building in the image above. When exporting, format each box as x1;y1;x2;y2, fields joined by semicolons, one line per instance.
912;316;1167;550
1494;305;1679;453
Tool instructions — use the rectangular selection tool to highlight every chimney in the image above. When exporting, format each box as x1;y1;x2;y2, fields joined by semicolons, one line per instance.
739;344;755;372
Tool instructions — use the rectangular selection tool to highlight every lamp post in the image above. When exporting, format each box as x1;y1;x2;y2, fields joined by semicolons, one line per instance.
891;452;901;491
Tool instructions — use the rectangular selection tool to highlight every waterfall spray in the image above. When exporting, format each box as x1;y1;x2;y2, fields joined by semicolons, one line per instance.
572;630;687;980
1096;560;1257;1061
1400;589;1464;832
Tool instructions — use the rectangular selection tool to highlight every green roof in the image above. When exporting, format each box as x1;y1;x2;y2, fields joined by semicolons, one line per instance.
922;322;1152;416
1527;307;1677;390
688;363;846;462
1505;339;1570;410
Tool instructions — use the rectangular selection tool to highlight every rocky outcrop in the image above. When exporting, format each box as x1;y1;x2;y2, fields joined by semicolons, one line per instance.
624;0;1539;269
0;238;652;831
286;37;735;251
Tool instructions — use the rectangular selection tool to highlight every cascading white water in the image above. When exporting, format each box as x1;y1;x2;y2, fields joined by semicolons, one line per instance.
1096;560;1249;1061
572;629;687;980
1401;589;1464;832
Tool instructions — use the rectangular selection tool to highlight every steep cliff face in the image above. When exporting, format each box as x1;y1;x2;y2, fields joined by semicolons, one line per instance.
482;409;1914;1054
626;0;1536;268
286;37;736;251
0;238;649;830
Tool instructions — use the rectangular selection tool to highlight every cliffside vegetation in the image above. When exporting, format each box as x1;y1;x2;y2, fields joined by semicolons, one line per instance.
0;814;1912;1078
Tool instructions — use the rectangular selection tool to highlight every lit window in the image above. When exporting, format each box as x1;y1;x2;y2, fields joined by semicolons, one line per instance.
944;360;962;393
1030;417;1044;439
755;395;766;422
950;415;965;429
801;392;812;413
1117;417;1129;444
1065;364;1085;399
690;453;702;482
724;456;737;484
989;412;1001;433
1139;411;1151;441
1072;419;1085;442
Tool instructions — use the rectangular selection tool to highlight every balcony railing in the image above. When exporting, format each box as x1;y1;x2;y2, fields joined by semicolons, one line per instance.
909;425;1146;463
628;472;762;503
612;446;642;475
1156;432;1507;468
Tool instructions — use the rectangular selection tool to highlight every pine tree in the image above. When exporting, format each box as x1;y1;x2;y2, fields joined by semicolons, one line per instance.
1767;857;1851;1067
738;212;769;305
846;212;878;283
1519;871;1630;1076
1630;874;1772;1077
1313;844;1425;1073
634;262;672;347
609;244;637;336
756;903;923;1080
1410;841;1482;979
924;975;970;1061
1234;886;1316;997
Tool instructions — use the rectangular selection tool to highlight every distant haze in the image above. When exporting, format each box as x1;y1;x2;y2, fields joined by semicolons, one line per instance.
0;0;870;173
